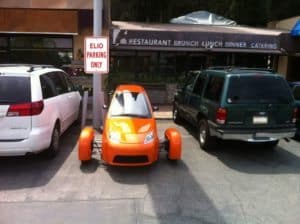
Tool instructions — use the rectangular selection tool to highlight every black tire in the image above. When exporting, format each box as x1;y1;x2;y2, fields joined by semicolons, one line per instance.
45;123;60;158
198;119;215;150
172;104;181;124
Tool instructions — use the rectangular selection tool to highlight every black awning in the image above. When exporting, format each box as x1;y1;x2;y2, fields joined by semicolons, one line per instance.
111;21;289;54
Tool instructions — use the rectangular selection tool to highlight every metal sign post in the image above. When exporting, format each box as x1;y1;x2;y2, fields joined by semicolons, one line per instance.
93;0;104;129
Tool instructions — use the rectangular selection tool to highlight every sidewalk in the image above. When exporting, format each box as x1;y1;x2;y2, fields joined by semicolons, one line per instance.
153;105;173;119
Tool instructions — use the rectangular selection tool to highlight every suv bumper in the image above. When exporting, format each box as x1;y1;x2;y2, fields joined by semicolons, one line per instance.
210;127;296;142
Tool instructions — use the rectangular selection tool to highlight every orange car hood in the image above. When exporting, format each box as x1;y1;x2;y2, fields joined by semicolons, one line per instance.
105;117;156;144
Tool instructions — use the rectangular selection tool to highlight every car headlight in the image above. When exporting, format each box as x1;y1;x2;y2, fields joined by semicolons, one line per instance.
144;132;154;144
109;132;120;143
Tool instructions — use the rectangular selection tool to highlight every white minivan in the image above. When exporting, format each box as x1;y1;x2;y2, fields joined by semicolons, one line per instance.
0;64;81;157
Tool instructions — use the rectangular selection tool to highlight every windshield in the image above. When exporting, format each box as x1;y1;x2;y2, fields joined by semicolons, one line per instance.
0;76;31;104
109;91;151;118
227;75;293;104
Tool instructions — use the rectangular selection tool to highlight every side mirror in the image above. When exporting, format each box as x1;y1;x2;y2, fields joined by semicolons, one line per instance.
152;105;159;111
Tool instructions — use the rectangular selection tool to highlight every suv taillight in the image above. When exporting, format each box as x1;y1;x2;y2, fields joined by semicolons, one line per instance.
216;108;227;124
7;101;44;117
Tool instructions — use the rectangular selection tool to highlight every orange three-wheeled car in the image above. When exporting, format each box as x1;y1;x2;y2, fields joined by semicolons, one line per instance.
78;84;182;166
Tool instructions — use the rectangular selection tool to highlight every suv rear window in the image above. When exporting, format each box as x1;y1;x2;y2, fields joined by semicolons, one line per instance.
0;76;31;104
227;75;293;104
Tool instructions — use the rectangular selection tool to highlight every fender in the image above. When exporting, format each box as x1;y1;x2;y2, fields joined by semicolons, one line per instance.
165;128;182;160
78;126;94;161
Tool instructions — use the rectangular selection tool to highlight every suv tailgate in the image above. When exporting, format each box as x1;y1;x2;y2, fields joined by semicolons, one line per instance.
225;75;294;128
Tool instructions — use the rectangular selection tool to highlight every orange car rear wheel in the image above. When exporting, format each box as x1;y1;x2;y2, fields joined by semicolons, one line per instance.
78;126;95;162
164;128;182;160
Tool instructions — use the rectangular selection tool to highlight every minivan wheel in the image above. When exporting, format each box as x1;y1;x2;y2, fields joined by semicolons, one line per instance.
172;105;181;124
198;119;214;150
45;124;60;158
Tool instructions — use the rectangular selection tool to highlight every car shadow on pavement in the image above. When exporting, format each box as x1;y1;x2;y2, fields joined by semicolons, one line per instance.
105;158;227;224
80;158;101;173
209;141;300;174
0;123;81;190
178;122;300;175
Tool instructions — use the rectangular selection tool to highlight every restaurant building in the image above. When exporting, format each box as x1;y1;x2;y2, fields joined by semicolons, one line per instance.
1;1;300;103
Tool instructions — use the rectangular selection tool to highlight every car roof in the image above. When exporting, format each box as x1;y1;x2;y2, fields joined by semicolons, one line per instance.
0;64;59;77
205;67;280;77
116;84;145;93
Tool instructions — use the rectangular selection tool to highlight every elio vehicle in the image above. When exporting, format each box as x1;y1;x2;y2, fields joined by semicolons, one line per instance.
78;84;182;166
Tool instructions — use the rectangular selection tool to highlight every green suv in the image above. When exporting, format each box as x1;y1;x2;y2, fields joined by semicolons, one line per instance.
173;68;297;150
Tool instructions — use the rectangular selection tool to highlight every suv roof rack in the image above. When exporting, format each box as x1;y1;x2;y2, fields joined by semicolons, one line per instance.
208;66;275;73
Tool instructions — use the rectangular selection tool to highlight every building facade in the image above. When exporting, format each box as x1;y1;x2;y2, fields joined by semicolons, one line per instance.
1;1;300;103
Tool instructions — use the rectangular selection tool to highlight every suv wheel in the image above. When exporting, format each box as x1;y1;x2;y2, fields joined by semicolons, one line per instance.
172;105;181;124
198;119;214;150
45;124;60;158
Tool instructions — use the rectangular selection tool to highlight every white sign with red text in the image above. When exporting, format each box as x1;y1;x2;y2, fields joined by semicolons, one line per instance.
84;37;109;74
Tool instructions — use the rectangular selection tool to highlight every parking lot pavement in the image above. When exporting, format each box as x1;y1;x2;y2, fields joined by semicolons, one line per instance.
1;121;300;224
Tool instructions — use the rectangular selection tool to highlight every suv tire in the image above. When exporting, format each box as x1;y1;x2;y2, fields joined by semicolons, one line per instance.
172;104;182;124
198;119;215;150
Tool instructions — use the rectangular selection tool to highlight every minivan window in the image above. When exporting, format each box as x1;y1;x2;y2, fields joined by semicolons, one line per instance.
40;75;56;99
48;72;68;95
293;86;300;100
203;76;224;102
62;73;75;92
227;76;293;104
0;76;31;104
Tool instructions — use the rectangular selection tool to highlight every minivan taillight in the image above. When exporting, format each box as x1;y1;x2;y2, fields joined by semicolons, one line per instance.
216;108;227;124
7;101;44;117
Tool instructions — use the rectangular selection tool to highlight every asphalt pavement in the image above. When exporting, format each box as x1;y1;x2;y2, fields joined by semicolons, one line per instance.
1;120;300;224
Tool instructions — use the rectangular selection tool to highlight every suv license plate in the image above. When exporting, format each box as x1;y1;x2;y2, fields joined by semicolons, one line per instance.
253;116;268;124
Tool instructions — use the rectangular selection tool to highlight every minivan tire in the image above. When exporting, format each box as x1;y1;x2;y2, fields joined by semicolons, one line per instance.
45;123;60;158
198;119;215;150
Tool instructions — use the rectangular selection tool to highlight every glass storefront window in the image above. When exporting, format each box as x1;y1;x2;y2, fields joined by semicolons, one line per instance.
234;53;268;67
10;37;72;49
0;35;73;67
0;37;7;48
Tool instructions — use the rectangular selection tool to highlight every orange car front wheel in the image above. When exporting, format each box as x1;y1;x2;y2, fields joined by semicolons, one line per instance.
78;126;95;162
164;128;182;160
